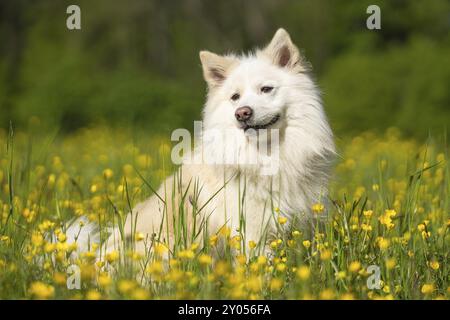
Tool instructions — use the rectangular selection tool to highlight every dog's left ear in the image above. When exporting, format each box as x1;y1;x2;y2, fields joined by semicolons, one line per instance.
262;28;307;72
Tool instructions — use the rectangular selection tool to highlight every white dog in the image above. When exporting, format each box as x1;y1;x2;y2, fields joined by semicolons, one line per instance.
70;28;335;255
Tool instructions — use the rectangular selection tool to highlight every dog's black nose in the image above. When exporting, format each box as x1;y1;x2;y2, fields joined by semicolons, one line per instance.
235;106;253;121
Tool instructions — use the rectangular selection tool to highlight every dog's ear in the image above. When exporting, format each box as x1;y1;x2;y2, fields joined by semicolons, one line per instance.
199;51;236;88
262;28;307;72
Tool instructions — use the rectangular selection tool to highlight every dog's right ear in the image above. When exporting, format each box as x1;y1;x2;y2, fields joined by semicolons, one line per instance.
199;51;236;88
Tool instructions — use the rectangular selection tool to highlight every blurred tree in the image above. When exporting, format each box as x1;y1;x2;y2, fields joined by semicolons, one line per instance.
0;0;448;138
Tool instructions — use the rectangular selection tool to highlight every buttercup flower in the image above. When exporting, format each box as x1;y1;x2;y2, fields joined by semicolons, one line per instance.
421;284;435;295
29;282;54;299
312;203;325;214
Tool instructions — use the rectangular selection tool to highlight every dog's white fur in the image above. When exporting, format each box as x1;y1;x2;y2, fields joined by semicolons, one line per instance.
68;29;335;254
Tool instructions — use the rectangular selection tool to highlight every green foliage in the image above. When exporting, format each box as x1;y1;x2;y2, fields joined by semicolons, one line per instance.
322;37;450;137
0;0;449;138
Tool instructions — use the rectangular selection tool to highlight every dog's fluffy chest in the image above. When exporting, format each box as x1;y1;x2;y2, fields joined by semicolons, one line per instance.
183;160;314;242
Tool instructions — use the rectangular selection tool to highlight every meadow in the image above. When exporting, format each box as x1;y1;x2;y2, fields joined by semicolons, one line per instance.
0;123;448;300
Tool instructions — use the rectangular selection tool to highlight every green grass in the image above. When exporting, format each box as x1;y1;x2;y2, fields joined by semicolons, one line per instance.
0;125;448;299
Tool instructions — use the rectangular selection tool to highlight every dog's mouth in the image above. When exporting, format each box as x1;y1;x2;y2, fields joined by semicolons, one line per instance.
242;114;280;132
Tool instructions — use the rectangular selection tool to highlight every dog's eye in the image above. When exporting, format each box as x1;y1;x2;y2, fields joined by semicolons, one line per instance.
230;93;240;101
261;86;274;94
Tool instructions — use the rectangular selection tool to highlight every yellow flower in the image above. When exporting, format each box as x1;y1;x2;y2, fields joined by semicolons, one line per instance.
361;223;372;231
236;254;247;265
218;226;231;238
229;236;241;250
56;241;69;252
57;232;67;243
363;210;373;217
278;216;288;225
302;240;311;249
248;240;257;249
386;258;397;270
38;220;55;232
117;279;136;294
134;232;145;242
270;240;279;250
31;232;44;247
154;243;168;256
105;250;120;263
377;237;390;250
122;164;133;176
82;250;96;261
417;223;426;232
276;263;287;272
270;278;283;291
103;168;114;179
214;260;230;277
428;260;439;270
312;203;325;214
421;283;435;295
341;293;355;300
178;249;195;259
320;249;332;261
86;290;102;300
320;288;335;300
132;288;150;300
43;242;55;253
256;256;267;266
292;230;301;237
53;272;66;286
198;254;212;265
335;271;346;280
135;153;152;169
80;264;96;281
146;261;164;275
29;282;54;299
98;273;112;287
297;266;310;280
379;209;396;229
209;235;218;247
246;276;262;292
48;174;56;187
349;261;361;273
421;231;431;239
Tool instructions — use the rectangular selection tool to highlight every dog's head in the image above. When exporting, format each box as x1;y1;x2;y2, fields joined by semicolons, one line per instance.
199;28;315;135
197;29;334;175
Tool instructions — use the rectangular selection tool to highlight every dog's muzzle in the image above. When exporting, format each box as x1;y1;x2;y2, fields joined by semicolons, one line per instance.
241;114;280;131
